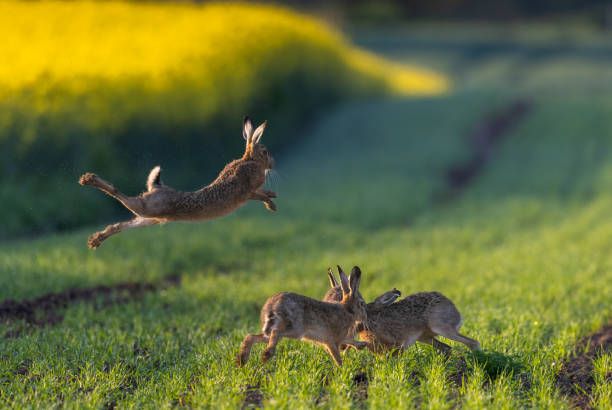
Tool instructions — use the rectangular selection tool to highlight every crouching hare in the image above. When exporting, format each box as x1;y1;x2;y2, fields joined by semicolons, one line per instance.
324;270;480;355
78;117;276;248
236;266;367;367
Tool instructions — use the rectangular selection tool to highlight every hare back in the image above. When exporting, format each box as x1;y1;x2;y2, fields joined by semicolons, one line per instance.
359;292;461;343
134;159;266;221
133;187;240;221
261;292;355;340
396;291;462;330
212;159;267;189
362;303;428;345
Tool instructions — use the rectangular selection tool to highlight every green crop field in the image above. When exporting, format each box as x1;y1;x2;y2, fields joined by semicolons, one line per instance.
2;13;612;410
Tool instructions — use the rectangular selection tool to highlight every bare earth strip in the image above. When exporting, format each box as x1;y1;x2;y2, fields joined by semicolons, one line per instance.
1;274;180;333
556;323;612;409
439;99;532;200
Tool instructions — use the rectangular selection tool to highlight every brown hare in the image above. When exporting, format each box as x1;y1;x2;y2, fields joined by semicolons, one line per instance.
78;117;276;248
324;270;480;355
236;266;367;367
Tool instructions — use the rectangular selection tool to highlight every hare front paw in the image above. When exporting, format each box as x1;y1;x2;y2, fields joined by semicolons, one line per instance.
262;348;275;362
265;200;277;212
236;353;247;367
353;341;369;350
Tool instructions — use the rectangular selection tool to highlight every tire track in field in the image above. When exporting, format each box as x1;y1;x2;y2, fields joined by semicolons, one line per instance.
556;323;612;409
1;274;180;335
436;98;532;201
314;371;331;406
351;371;369;406
242;383;264;408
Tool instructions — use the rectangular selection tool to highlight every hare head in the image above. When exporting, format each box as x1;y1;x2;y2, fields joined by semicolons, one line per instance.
325;267;367;306
325;269;400;309
335;265;367;324
242;116;275;170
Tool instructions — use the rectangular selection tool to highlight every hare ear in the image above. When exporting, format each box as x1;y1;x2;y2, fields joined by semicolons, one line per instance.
337;265;350;295
251;121;267;144
373;288;401;307
243;116;253;143
327;268;339;288
349;266;362;294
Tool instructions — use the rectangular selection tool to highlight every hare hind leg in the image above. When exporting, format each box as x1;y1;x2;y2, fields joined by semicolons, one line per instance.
236;333;268;367
431;325;480;351
343;339;369;351
79;173;146;216
418;335;452;354
88;217;158;249
262;328;285;362
261;326;306;363
396;331;422;354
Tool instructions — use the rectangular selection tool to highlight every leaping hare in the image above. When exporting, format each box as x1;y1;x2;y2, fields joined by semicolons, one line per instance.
236;266;367;367
78;117;276;248
324;270;480;355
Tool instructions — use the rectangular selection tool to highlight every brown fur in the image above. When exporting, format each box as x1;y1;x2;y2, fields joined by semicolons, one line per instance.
78;117;276;248
236;266;367;367
324;272;480;355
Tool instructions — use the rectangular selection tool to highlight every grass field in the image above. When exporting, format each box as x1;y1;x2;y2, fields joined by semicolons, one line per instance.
2;22;612;408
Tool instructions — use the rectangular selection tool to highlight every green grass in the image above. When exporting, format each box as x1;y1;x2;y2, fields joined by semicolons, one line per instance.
2;25;612;408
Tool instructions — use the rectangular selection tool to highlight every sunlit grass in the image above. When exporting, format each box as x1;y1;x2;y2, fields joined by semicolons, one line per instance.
1;93;611;407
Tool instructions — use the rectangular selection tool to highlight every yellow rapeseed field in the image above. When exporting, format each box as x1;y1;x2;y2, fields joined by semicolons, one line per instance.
0;1;447;95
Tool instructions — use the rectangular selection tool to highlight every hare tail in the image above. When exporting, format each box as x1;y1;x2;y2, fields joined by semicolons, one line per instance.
146;166;162;191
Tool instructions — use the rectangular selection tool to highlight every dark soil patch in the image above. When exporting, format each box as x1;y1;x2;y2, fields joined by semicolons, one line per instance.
132;340;151;359
437;99;532;200
242;383;264;409
314;372;330;406
0;274;180;332
13;359;32;376
351;371;369;405
448;357;468;388
171;377;199;407
556;323;612;409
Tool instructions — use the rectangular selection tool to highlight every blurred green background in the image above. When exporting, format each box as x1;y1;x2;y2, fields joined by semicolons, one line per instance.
0;1;446;237
1;0;610;238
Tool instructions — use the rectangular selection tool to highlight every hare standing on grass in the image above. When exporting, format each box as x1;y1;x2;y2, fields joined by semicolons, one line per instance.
78;117;276;248
324;270;480;355
236;266;368;367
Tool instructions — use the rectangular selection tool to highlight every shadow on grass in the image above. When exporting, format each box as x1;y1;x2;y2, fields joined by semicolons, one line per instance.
449;349;528;389
470;349;525;380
